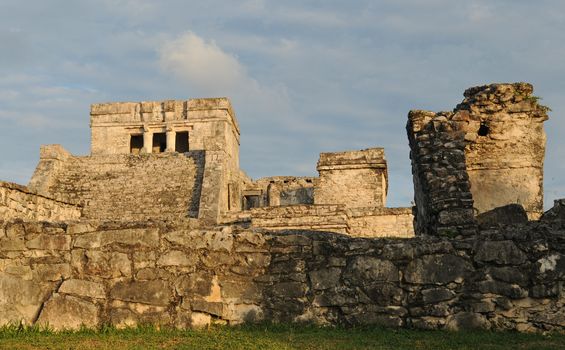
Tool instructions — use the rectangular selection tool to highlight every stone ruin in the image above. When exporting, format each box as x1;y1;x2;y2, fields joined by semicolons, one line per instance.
0;83;564;332
407;82;548;236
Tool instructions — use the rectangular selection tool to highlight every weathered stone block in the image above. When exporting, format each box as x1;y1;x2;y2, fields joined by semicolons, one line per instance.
175;273;213;297
343;257;399;283
222;303;263;322
404;255;472;284
74;228;159;249
313;286;371;307
309;268;342;290
475;241;527;265
72;250;131;279
4;265;33;280
476;204;528;227
33;263;71;281
0;273;54;325
446;312;490;330
487;266;528;285
0;237;26;251
157;250;196;267
363;283;404;306
111;280;171;306
59;279;105;299
36;294;99;330
26;234;71;250
191;300;224;317
220;280;261;302
422;287;456;304
271;282;307;298
477;280;528;299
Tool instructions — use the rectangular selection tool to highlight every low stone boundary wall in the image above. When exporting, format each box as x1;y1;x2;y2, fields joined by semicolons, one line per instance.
346;207;414;237
250;205;348;234
244;205;414;238
0;182;81;221
0;220;563;332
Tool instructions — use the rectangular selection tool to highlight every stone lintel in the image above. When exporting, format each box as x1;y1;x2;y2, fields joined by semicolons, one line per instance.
316;148;386;171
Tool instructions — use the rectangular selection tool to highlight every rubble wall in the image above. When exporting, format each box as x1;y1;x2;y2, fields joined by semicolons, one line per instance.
407;110;477;237
1;220;563;332
29;152;204;221
0;182;81;221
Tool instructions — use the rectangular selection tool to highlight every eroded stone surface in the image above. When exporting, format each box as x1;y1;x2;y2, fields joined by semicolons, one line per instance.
59;279;105;299
37;294;99;330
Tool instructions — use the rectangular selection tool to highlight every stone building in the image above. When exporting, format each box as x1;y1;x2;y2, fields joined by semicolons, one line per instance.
407;83;549;236
3;97;414;237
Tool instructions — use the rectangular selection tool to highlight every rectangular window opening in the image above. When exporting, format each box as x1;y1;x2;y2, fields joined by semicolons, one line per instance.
152;133;166;153
130;134;143;155
175;131;189;153
243;195;261;211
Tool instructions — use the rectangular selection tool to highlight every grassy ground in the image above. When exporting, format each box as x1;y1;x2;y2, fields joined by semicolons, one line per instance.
0;324;564;350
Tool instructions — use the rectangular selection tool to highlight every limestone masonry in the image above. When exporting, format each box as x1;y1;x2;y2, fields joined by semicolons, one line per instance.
0;83;564;332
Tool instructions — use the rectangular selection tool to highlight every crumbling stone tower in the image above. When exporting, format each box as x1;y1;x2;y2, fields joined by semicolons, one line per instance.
407;83;549;236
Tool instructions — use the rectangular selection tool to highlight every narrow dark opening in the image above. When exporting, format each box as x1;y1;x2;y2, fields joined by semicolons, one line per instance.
152;133;166;153
175;132;189;153
478;123;489;137
130;134;143;155
305;179;313;183
243;195;261;211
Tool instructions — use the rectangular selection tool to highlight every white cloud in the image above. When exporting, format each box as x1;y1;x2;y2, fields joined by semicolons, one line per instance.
158;31;292;124
467;2;493;22
159;32;250;94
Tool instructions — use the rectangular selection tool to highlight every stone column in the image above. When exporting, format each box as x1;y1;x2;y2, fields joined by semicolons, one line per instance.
166;126;176;152
142;126;153;154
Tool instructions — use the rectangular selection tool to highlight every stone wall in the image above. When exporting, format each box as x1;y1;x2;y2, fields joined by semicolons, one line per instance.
407;110;477;237
29;149;204;221
240;205;414;238
0;182;81;221
249;205;349;234
0;219;563;332
346;207;414;238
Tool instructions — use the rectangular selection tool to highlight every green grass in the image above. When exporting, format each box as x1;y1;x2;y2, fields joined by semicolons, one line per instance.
0;323;564;350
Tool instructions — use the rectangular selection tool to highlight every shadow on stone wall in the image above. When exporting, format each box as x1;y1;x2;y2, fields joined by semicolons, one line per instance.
186;151;205;218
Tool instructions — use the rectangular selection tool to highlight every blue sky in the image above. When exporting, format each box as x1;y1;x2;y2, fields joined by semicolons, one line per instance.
1;0;565;208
